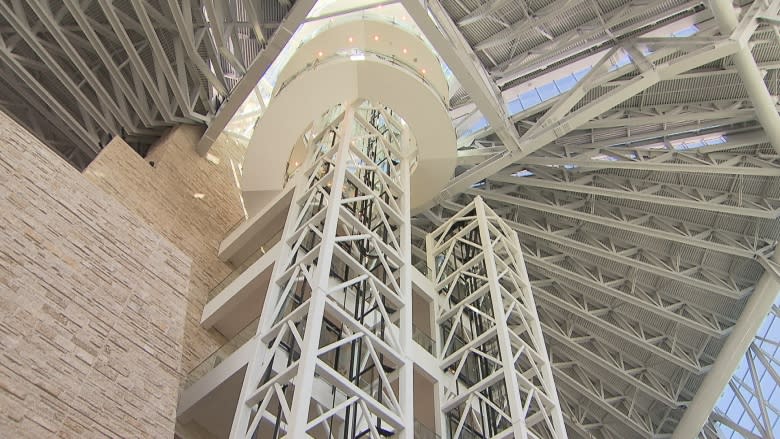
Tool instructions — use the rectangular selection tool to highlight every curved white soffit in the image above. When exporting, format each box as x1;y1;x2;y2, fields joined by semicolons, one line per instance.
277;19;448;100
241;56;456;211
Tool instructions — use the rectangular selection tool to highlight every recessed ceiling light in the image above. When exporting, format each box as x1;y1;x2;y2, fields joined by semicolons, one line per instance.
348;37;353;43
317;51;323;57
374;35;380;41
193;193;205;199
402;48;408;54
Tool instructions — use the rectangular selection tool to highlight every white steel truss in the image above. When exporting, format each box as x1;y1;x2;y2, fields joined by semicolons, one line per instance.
427;196;567;439
231;101;414;439
468;185;774;260
700;305;780;439
434;0;780;200
0;0;301;168
4;1;777;438
488;170;780;221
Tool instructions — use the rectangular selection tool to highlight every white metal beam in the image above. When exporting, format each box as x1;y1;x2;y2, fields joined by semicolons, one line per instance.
468;187;772;259
517;149;780;176
491;0;702;86
488;172;780;220
709;0;780;154
438;38;740;200
402;0;523;157
672;252;780;438
543;319;682;408
197;0;317;155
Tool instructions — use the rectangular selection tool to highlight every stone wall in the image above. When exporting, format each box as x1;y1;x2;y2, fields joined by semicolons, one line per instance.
83;127;246;376
0;112;191;437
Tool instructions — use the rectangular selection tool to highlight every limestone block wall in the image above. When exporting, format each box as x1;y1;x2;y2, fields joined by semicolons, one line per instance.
83;127;247;376
0;112;191;437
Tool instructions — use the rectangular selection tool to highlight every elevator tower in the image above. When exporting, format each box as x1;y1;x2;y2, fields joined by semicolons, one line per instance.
231;18;566;439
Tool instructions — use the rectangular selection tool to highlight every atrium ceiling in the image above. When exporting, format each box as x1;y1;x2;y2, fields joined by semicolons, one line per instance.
0;0;779;438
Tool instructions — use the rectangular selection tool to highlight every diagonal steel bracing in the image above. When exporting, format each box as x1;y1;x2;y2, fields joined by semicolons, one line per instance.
467;187;775;259
531;279;714;374
231;102;415;439
452;192;741;339
709;0;780;154
0;0;290;168
457;195;751;298
435;0;780;201
515;145;780;177
488;171;780;221
427;196;567;439
402;0;524;155
542;314;684;408
709;314;780;438
438;38;742;200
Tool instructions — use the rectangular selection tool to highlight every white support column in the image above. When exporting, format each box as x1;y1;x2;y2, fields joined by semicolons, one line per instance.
709;0;780;154
428;196;567;439
230;101;415;438
475;198;528;439
398;124;416;439
285;104;356;437
672;252;780;438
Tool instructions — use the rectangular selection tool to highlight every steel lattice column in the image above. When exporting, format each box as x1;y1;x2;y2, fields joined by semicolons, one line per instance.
427;196;567;439
230;101;414;439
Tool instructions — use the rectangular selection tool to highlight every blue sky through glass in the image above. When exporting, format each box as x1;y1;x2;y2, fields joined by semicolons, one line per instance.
714;295;780;438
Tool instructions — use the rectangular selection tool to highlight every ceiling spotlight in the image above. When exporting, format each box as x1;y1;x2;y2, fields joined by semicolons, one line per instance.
317;51;323;57
421;68;427;74
402;48;408;54
373;35;380;41
348;37;354;43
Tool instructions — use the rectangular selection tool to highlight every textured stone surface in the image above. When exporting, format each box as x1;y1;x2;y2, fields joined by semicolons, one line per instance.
84;126;246;376
0;111;191;438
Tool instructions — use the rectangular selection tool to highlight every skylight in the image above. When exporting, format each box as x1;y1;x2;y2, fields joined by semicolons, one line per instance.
504;67;592;119
714;300;780;438
673;24;700;37
671;134;727;150
458;23;701;139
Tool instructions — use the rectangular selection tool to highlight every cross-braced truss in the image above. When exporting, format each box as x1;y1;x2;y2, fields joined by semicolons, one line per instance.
231;101;414;439
427;196;567;439
404;1;780;436
703;304;780;438
3;0;780;438
0;0;294;168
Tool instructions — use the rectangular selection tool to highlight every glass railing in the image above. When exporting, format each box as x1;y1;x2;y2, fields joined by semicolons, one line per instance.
184;316;260;389
276;50;447;109
413;325;435;355
206;228;284;301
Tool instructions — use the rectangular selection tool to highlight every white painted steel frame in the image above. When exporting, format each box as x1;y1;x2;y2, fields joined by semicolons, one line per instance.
427;0;780;200
230;101;414;439
427;196;567;439
673;253;780;438
707;309;780;438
